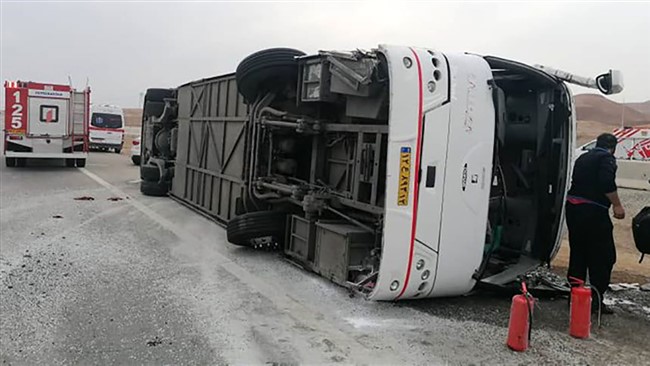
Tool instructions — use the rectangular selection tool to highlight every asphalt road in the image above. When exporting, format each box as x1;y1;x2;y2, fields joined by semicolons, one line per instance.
1;151;649;365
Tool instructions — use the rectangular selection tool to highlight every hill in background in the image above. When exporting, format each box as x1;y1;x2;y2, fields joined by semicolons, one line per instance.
626;100;650;116
573;94;649;144
574;94;650;126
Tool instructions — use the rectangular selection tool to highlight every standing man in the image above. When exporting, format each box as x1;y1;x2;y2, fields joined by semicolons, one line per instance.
566;133;625;314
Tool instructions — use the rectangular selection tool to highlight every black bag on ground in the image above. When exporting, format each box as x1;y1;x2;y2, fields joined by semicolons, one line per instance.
632;206;650;263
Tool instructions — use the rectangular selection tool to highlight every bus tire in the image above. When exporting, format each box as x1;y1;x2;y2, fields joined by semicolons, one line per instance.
140;164;160;181
143;88;174;119
235;48;305;102
145;88;175;103
144;101;165;119
115;148;122;154
76;159;86;168
140;179;169;197
5;157;16;167
65;159;76;168
226;211;288;247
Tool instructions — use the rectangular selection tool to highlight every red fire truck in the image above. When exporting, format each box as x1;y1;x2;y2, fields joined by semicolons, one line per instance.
3;80;90;167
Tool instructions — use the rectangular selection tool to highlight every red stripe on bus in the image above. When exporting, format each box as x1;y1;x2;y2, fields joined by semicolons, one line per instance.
395;48;424;300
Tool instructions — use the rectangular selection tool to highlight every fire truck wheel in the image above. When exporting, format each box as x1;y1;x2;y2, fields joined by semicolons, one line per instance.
16;158;27;167
140;164;160;181
226;211;288;247
65;159;76;168
5;157;17;167
76;159;86;168
235;48;305;102
140;179;169;197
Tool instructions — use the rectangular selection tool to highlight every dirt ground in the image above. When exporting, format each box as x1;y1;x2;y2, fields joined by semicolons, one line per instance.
123;108;142;127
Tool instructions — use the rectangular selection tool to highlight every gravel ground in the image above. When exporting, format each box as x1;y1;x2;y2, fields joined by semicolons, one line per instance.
1;150;649;365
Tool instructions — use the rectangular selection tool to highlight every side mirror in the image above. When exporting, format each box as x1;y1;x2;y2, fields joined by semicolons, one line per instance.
596;69;624;95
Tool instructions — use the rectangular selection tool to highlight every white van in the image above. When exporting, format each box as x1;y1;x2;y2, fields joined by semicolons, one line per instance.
89;104;125;153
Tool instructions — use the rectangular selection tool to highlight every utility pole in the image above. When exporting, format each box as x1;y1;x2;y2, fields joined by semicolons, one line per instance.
621;95;625;128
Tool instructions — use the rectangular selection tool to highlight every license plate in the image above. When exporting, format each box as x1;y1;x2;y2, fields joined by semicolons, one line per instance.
397;147;411;206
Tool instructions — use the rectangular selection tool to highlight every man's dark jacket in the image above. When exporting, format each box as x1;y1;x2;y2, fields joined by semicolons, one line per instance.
568;147;618;208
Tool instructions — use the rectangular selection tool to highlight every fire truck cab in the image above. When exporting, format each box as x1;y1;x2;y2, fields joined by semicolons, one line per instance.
3;81;90;168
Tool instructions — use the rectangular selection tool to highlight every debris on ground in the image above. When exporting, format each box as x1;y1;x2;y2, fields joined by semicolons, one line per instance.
604;297;650;316
74;196;94;201
146;336;164;347
610;283;641;291
107;197;123;201
522;266;570;295
641;283;650;292
52;215;64;219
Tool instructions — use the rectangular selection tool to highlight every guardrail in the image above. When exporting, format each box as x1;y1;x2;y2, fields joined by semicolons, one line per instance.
617;160;650;191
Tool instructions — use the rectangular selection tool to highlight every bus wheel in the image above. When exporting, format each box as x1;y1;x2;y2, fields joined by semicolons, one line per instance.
140;179;169;197
5;157;17;167
65;159;76;168
76;159;86;168
115;148;122;154
226;211;288;248
235;48;305;103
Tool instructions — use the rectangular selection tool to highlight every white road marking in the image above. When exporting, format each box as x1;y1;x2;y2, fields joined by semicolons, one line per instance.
78;167;400;364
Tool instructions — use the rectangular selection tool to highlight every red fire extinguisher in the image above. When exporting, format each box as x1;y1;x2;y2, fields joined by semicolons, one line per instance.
569;277;591;339
507;282;534;352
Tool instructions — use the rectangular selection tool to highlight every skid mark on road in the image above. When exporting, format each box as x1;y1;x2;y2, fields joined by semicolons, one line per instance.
78;168;404;365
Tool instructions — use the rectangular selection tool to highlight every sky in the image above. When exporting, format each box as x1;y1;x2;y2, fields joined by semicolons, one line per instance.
1;1;649;108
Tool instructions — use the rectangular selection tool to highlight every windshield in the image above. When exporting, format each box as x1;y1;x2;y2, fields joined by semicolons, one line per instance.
91;113;123;129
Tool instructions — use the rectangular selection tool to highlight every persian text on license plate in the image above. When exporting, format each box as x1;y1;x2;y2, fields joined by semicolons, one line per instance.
397;147;411;206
